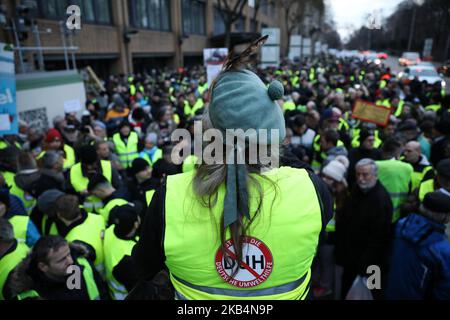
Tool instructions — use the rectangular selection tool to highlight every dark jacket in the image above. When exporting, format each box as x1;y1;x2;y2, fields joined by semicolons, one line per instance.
4;243;109;300
335;181;393;274
386;214;450;300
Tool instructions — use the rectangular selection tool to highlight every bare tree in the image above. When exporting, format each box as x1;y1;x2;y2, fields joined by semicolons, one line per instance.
217;0;248;49
280;0;304;58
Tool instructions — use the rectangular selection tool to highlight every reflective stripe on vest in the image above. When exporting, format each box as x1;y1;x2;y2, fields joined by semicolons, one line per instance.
49;213;105;269
9;215;29;245
0;242;29;300
99;198;128;224
164;167;322;300
103;226;138;300
77;257;101;300
113;132;139;168
70;161;112;212
419;179;435;202
171;269;311;300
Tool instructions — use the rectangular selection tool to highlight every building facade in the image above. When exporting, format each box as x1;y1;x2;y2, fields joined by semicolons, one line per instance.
0;0;286;76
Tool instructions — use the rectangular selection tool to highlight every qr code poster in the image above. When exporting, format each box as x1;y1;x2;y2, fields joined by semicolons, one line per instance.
19;107;49;131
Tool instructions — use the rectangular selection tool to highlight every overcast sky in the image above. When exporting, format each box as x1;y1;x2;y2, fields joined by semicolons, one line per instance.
328;0;405;42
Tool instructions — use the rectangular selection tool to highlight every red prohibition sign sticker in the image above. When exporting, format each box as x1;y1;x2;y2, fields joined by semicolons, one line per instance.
215;236;273;288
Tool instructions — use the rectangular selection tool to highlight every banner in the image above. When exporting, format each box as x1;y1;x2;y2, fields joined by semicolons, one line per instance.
0;43;18;135
352;99;391;127
203;48;228;86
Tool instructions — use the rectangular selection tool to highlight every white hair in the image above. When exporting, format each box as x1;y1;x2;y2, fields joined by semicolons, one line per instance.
356;158;378;176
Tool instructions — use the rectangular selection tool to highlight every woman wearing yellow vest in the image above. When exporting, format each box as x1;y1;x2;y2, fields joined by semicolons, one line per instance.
132;37;332;300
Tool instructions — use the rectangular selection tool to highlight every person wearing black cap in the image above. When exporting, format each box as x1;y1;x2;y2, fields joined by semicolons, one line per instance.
67;145;122;213
112;121;142;170
87;174;129;224
127;158;159;218
103;204;140;300
386;190;450;299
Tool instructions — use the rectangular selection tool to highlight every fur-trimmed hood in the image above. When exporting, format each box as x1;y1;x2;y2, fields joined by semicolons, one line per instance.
6;242;90;300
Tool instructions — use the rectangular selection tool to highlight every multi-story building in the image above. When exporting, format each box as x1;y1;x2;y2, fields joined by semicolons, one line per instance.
0;0;287;76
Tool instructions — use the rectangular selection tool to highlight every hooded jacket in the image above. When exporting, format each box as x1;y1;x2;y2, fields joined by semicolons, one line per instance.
386;213;450;300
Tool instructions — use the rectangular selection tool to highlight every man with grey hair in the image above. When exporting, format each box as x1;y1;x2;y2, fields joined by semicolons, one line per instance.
336;158;393;300
34;151;65;197
0;218;29;300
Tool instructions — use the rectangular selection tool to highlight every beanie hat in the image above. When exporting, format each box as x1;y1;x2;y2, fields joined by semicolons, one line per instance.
423;191;450;214
322;160;348;184
131;158;150;176
334;155;350;169
208;35;285;229
37;189;65;214
45;128;62;143
110;204;139;238
79;145;98;165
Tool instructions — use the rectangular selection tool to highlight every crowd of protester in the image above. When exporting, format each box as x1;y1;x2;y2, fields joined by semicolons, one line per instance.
0;53;449;300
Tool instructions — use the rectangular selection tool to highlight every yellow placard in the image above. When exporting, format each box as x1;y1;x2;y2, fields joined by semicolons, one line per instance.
352;99;392;127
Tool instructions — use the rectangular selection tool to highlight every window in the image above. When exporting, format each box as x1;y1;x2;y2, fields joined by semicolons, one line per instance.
182;0;206;35
129;0;171;31
214;8;226;35
38;0;112;24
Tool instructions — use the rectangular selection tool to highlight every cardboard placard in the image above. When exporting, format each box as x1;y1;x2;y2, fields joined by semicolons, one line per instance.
352;99;391;127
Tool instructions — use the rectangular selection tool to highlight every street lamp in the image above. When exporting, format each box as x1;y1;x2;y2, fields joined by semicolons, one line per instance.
407;0;425;52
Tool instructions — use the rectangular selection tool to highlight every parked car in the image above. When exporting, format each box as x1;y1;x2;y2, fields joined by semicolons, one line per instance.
399;52;421;66
398;65;446;88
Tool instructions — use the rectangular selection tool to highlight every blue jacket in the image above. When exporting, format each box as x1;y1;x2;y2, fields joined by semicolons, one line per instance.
386;214;450;300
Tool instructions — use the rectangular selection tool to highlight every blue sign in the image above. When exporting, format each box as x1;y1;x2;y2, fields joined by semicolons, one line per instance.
0;43;18;136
